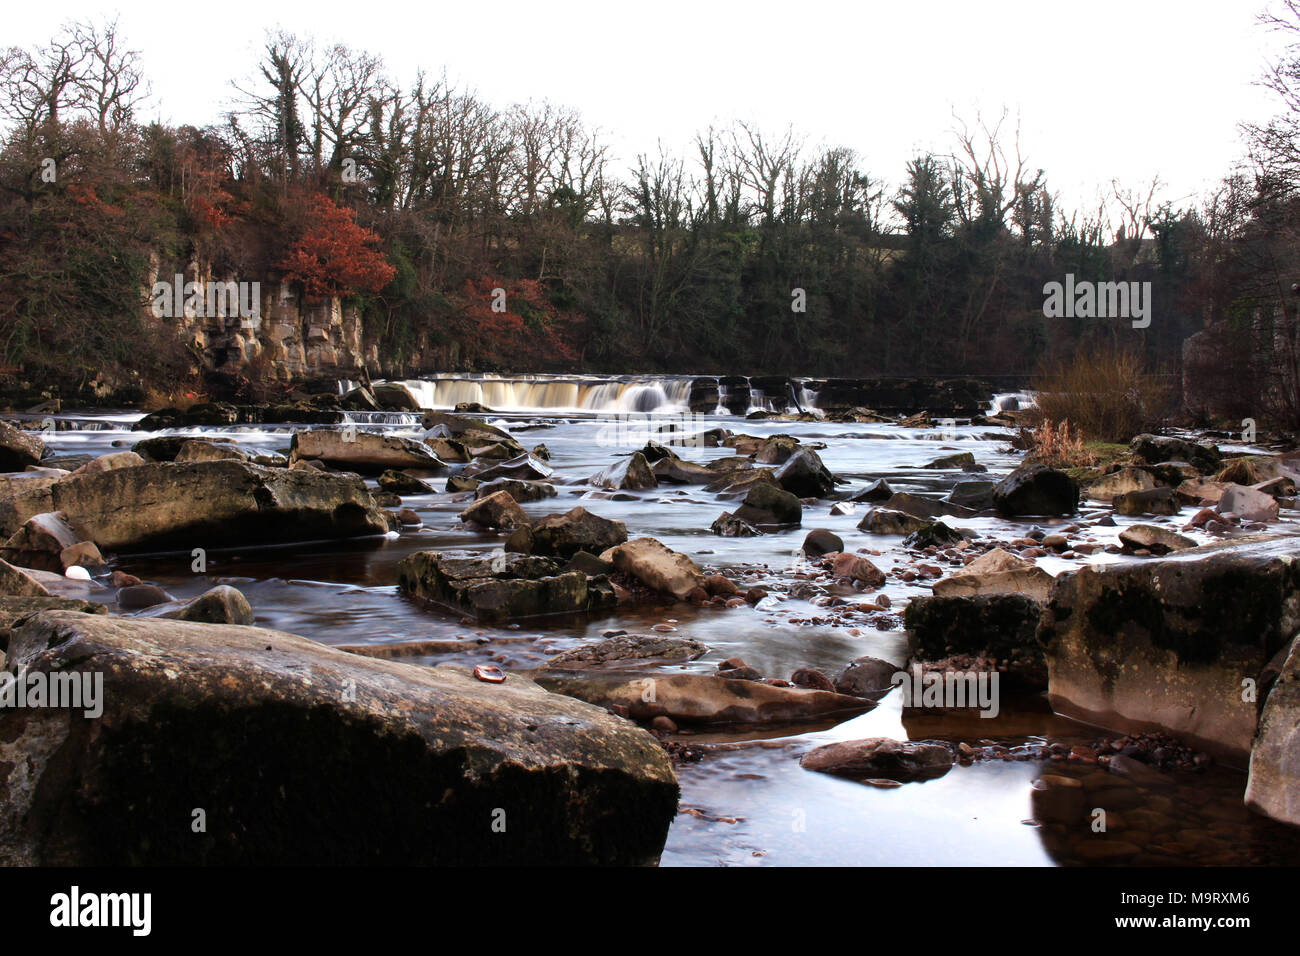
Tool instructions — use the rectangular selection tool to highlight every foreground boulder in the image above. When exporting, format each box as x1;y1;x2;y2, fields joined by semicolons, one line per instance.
1038;537;1300;762
0;611;677;864
733;483;802;527
993;465;1079;517
800;737;953;782
290;428;446;474
397;551;615;620
602;537;704;601
1246;637;1300;826
0;422;43;472
0;461;388;551
533;671;873;726
773;448;837;498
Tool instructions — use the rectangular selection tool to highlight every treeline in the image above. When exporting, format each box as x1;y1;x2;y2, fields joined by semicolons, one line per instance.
1;18;1299;423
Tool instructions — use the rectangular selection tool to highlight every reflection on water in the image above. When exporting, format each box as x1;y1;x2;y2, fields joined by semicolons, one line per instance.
32;408;1300;866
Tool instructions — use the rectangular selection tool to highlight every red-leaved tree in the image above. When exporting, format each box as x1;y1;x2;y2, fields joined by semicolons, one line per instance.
276;193;395;296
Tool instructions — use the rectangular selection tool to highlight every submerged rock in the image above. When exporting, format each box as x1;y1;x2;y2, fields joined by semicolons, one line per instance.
0;610;677;864
541;634;708;669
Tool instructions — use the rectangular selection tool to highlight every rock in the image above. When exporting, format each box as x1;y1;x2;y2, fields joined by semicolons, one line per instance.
858;508;928;535
378;470;435;495
564;551;615;576
830;552;885;588
733;482;802;527
290;429;446;474
58;541;103;571
157;585;255;625
172;441;251;465
396;508;422;526
709;512;762;537
881;492;975;520
834;656;900;698
1129;434;1221;474
1255;476;1297;499
802;529;843;557
397;551;614;621
800;737;953;782
532;671;873;726
851;478;893;502
475;478;556;502
529;507;628;559
923;451;976;470
1247;636;1300;826
1113;488;1180;516
0;610;677;865
904;521;965;549
0;423;43;473
705;465;776;496
371;382;424;411
71;451;148;475
541;634;708;669
117;584;173;610
446;474;481;493
0;461;388;552
462;453;553;483
651;458;715;484
773;448;837;498
0;512;79;572
944;480;996;511
340;385;381;411
1176;477;1227;504
0;558;51;597
1108;754;1174;788
181;402;239;426
790;668;836;692
1118;524;1197;555
904;593;1045;688
932;548;1056;602
590;452;658;491
1217;484;1279;524
752;435;800;464
993;465;1079;517
1088;467;1158;501
0;596;107;639
601;537;704;601
1037;537;1300;762
459;490;529;530
703;573;739;596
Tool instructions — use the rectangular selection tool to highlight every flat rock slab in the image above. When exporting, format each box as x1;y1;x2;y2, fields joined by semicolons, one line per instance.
0;611;677;865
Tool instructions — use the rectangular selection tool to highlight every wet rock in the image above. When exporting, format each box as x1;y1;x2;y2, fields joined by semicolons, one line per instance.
790;667;836;692
1118;524;1196;555
396;508;422;526
529;507;628;559
1113;488;1180;516
533;671;873;726
459;490;529;530
751;435;800;464
904;593;1045;689
1217;484;1279;524
944;480;996;511
476;478;556;502
710;512;762;537
858;508;928;535
158;585;255;625
1088;467;1158;501
0;512;79;573
0;558;51;597
379;470;435;495
993;465;1080;517
882;492;976;520
339;385;380;411
834;656;899;698
1247;636;1300;826
0;610;677;865
800;737;953;782
541;634;707;669
117;584;173;610
58;541;103;571
290;428;446;474
71;451;148;475
1108;753;1174;788
932;547;1056;602
802;529;843;558
397;551;613;620
564;550;615;576
0;461;388;552
601;537;704;601
1129;434;1221;474
1038;537;1300;762
903;521;965;550
462;453;553;483
590;452;658;491
830;552;885;588
372;382;423;411
852;478;894;502
0;422;43;473
651;458;715;484
446;474;481;493
1175;477;1227;504
923;451;976;470
733;482;802;527
773;448;837;498
1254;475;1297;499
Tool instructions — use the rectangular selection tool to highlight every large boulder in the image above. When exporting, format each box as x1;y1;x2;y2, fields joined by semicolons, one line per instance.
1218;484;1280;523
904;593;1046;690
459;490;529;530
773;448;837;498
290;428;446;474
601;537;705;601
589;452;657;491
529;507;628;559
1129;434;1221;474
1087;466;1158;502
0;422;43;473
0;558;51;597
1037;537;1300;762
992;465;1079;517
1246;637;1300;827
0;461;388;552
0;611;677;864
397;551;614;620
372;382;423;411
733;482;802;527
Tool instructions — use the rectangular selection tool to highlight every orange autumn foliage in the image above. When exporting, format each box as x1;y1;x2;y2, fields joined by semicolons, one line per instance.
276;193;395;297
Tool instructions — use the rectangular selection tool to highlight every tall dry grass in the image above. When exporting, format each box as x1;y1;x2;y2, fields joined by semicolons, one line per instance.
1032;347;1169;443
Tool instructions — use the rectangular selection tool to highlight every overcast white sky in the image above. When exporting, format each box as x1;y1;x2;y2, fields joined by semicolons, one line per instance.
6;0;1290;218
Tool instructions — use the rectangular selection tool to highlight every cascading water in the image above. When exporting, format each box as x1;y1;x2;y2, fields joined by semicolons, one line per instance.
375;374;695;415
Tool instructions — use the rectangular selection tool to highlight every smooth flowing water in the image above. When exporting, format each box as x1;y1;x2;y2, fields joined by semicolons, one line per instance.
30;404;1300;866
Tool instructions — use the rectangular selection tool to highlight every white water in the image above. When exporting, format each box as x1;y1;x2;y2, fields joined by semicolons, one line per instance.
377;374;694;415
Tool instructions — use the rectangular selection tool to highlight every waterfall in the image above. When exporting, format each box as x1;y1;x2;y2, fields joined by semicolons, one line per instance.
369;374;696;414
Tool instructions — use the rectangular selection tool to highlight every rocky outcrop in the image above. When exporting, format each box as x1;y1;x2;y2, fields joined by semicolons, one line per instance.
904;593;1046;690
1037;537;1300;762
0;461;388;552
0;610;677;864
